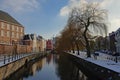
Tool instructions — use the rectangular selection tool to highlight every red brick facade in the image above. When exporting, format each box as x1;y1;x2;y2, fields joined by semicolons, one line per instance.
0;44;32;54
0;20;24;44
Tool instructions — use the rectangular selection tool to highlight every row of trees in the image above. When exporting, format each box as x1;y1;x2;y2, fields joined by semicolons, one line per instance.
56;2;108;57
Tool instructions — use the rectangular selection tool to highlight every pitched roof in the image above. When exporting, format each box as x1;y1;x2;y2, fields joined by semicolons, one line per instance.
0;10;22;26
23;34;36;40
23;34;32;40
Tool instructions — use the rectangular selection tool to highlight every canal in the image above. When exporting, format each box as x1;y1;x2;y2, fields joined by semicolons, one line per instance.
5;53;100;80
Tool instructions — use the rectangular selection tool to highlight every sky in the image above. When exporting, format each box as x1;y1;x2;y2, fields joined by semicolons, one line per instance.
0;0;120;39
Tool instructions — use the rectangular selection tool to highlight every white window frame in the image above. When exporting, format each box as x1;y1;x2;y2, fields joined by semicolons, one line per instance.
1;30;4;36
7;24;10;30
1;22;4;29
12;32;14;38
12;25;14;31
17;33;19;38
21;28;23;32
7;31;10;37
16;27;18;32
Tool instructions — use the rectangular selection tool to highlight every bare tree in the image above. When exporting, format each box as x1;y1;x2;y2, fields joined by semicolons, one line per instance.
68;3;108;57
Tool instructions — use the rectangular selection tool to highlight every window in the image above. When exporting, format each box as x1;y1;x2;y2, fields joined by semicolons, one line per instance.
12;25;14;31
17;27;19;32
17;33;19;38
1;30;4;36
21;28;23;32
12;32;14;38
1;22;4;29
20;34;23;38
7;31;10;37
7;24;10;30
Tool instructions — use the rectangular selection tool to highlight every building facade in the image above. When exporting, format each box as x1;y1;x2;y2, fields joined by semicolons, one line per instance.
46;39;53;51
37;36;46;52
0;10;24;45
115;28;120;54
109;32;116;52
23;34;47;53
23;34;37;52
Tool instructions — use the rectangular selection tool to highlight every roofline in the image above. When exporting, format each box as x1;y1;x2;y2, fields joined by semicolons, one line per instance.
0;19;24;28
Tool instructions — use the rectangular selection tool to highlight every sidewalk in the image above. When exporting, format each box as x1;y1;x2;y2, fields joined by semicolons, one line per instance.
69;51;120;74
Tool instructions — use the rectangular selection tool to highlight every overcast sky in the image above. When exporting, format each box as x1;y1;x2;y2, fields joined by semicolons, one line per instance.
0;0;120;39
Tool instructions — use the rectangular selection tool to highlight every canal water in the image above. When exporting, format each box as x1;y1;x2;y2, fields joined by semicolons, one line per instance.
5;53;99;80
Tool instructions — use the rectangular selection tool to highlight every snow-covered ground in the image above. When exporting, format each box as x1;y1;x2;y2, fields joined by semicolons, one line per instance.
69;51;120;73
0;53;35;67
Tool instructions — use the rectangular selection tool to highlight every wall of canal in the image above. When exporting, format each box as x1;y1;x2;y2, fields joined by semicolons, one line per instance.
0;53;47;80
66;53;120;80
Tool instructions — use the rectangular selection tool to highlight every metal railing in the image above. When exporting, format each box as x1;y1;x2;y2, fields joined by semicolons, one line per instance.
72;51;120;63
0;53;35;65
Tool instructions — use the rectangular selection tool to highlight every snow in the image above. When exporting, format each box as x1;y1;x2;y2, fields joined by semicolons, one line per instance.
68;51;120;73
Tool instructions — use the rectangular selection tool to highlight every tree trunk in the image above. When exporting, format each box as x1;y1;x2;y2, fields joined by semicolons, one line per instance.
75;41;80;55
72;42;75;53
84;27;91;57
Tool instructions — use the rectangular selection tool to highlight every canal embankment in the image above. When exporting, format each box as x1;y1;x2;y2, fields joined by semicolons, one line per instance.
66;52;120;80
0;53;48;80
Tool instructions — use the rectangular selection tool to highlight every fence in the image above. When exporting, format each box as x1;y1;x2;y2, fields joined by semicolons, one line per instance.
0;53;35;65
73;51;120;63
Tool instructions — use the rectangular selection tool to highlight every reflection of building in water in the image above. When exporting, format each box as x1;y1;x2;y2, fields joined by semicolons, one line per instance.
31;59;43;75
32;63;37;75
42;58;47;67
46;54;52;64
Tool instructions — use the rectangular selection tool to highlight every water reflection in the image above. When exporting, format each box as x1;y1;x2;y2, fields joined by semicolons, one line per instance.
57;53;88;80
5;53;97;80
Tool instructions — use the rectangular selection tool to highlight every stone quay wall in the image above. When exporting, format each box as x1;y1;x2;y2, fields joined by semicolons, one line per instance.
0;53;43;80
66;53;120;80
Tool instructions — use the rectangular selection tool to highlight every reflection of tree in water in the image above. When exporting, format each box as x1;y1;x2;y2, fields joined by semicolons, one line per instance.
53;54;59;64
57;53;88;80
4;58;43;80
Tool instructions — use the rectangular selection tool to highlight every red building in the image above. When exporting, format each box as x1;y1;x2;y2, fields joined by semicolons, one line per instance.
46;39;53;51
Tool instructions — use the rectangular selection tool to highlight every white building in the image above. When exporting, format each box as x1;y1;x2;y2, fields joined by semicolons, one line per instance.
37;36;46;52
42;39;46;51
31;34;37;52
23;34;37;52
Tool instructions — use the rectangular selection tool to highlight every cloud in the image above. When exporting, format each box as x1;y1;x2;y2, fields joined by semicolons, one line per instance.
59;0;113;16
60;0;88;16
60;0;120;33
109;18;120;32
100;0;113;8
0;0;39;13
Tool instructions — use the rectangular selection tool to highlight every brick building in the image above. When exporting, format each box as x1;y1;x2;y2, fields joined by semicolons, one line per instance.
0;10;26;54
0;10;24;45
